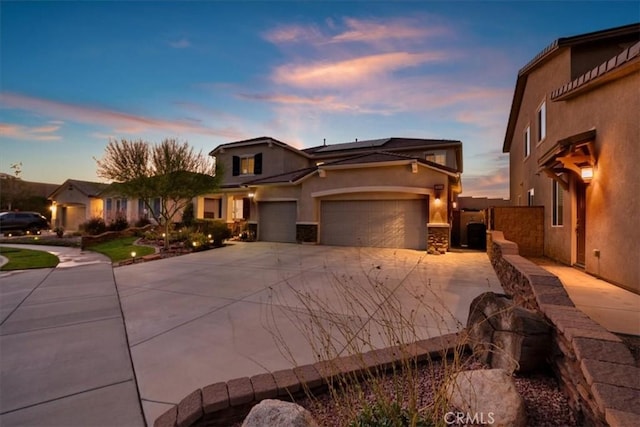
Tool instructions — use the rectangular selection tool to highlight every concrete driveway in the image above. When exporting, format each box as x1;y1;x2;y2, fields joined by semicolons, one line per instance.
114;242;502;424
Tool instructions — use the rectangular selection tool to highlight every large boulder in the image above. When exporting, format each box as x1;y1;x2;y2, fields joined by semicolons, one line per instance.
445;368;526;427
242;399;318;427
467;292;551;373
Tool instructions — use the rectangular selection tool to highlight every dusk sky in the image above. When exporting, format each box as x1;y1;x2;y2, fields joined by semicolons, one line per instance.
1;2;638;198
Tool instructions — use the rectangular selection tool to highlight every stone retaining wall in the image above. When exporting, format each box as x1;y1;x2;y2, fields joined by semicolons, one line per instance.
154;333;463;427
488;230;639;426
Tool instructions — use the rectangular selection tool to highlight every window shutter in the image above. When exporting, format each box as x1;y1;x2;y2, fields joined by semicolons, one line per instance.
232;156;240;176
243;197;251;219
254;153;263;175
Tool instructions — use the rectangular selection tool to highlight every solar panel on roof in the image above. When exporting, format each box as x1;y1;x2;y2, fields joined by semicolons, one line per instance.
315;138;390;153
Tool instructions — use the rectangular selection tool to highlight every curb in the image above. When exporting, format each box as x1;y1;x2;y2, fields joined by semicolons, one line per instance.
154;332;464;427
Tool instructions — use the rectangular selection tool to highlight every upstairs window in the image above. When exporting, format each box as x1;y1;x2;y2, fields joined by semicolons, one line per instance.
524;126;531;158
537;101;546;142
425;151;446;166
232;153;263;176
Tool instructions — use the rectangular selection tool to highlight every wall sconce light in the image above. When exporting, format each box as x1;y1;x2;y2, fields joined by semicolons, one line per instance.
580;165;594;182
433;184;444;203
248;192;255;198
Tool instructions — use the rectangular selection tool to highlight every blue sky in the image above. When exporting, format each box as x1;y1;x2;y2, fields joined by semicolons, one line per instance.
1;1;638;197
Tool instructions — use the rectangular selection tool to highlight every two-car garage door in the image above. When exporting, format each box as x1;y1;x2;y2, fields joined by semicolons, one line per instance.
320;199;427;250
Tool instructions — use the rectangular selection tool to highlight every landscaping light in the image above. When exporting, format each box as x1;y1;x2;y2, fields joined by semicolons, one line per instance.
131;251;136;259
208;234;212;239
192;241;198;247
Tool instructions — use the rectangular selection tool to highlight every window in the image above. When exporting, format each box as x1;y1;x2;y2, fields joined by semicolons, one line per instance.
524;126;531;158
232;153;263;176
537;101;546;142
425;151;446;166
527;188;535;206
552;181;564;226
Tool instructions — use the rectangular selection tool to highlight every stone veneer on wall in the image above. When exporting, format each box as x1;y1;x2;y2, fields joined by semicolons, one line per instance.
427;223;449;254
487;230;639;426
296;224;318;243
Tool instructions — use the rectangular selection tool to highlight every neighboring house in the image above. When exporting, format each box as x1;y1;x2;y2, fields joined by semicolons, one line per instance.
503;23;639;292
49;179;109;231
0;173;58;213
196;136;463;252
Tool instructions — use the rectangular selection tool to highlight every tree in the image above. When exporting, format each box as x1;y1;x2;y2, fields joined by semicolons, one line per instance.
96;138;222;247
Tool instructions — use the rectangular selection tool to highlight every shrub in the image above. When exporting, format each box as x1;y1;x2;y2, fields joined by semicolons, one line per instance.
108;216;129;232
192;219;231;246
182;202;195;228
186;232;209;251
81;217;107;235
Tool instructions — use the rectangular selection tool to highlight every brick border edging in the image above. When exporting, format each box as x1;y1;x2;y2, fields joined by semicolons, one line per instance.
154;333;464;427
487;230;639;426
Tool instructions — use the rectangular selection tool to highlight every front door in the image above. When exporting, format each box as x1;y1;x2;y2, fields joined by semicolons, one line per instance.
575;180;586;267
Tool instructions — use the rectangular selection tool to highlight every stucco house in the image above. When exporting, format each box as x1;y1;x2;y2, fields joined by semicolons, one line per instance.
195;136;462;252
50;179;163;231
502;23;639;293
49;179;109;231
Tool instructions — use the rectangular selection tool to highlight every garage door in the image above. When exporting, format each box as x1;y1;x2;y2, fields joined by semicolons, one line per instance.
258;201;297;243
321;199;427;250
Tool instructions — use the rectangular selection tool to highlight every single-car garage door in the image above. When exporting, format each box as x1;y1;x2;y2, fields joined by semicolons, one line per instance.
258;201;297;243
321;199;427;250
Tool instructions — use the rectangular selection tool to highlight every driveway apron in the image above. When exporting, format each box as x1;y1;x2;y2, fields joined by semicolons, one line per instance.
0;245;145;427
113;242;503;424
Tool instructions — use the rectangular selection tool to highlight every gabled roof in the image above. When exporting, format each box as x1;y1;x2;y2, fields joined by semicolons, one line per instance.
242;150;460;187
551;41;640;101
209;136;310;158
49;179;109;199
503;23;640;153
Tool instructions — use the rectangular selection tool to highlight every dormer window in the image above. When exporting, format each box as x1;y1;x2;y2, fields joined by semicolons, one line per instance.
232;153;263;176
425;151;446;166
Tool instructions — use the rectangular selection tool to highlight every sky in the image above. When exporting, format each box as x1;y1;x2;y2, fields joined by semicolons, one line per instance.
1;1;638;198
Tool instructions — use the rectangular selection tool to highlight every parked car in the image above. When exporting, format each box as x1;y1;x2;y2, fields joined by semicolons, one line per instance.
0;211;50;235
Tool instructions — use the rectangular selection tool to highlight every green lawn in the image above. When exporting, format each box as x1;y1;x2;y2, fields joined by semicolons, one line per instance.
0;246;60;271
89;237;155;262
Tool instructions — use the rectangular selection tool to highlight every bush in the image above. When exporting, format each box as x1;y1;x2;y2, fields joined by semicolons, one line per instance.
81;217;107;235
192;219;231;246
186;232;209;251
108;216;129;232
182;202;195;228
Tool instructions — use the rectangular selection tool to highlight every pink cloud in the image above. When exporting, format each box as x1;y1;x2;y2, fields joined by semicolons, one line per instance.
0;92;245;139
331;17;448;44
273;51;448;89
461;166;510;198
169;38;191;48
263;24;323;44
0;122;62;141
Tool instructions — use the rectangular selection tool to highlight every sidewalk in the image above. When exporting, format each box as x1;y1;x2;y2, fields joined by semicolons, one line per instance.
533;258;640;336
0;245;145;426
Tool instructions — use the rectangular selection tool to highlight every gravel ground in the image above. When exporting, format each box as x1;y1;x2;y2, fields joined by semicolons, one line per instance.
293;358;578;427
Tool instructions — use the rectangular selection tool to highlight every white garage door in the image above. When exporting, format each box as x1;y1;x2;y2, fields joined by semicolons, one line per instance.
321;199;427;250
258;201;297;243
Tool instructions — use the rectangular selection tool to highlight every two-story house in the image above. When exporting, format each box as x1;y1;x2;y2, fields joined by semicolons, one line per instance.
196;136;463;252
503;23;639;293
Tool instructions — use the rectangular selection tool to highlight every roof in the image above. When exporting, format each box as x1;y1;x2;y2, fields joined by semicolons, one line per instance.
209;136;311;158
304;137;461;156
49;179;109;199
502;23;640;153
242;150;460;186
551;41;640;101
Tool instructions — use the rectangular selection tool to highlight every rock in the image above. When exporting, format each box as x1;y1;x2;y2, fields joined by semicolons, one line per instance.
242;399;319;427
445;369;526;427
467;292;551;373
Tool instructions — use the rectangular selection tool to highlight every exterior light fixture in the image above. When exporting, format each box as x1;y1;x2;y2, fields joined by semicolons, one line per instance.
208;234;212;239
580;165;594;181
131;251;136;259
248;192;255;198
433;184;444;203
192;241;198;247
